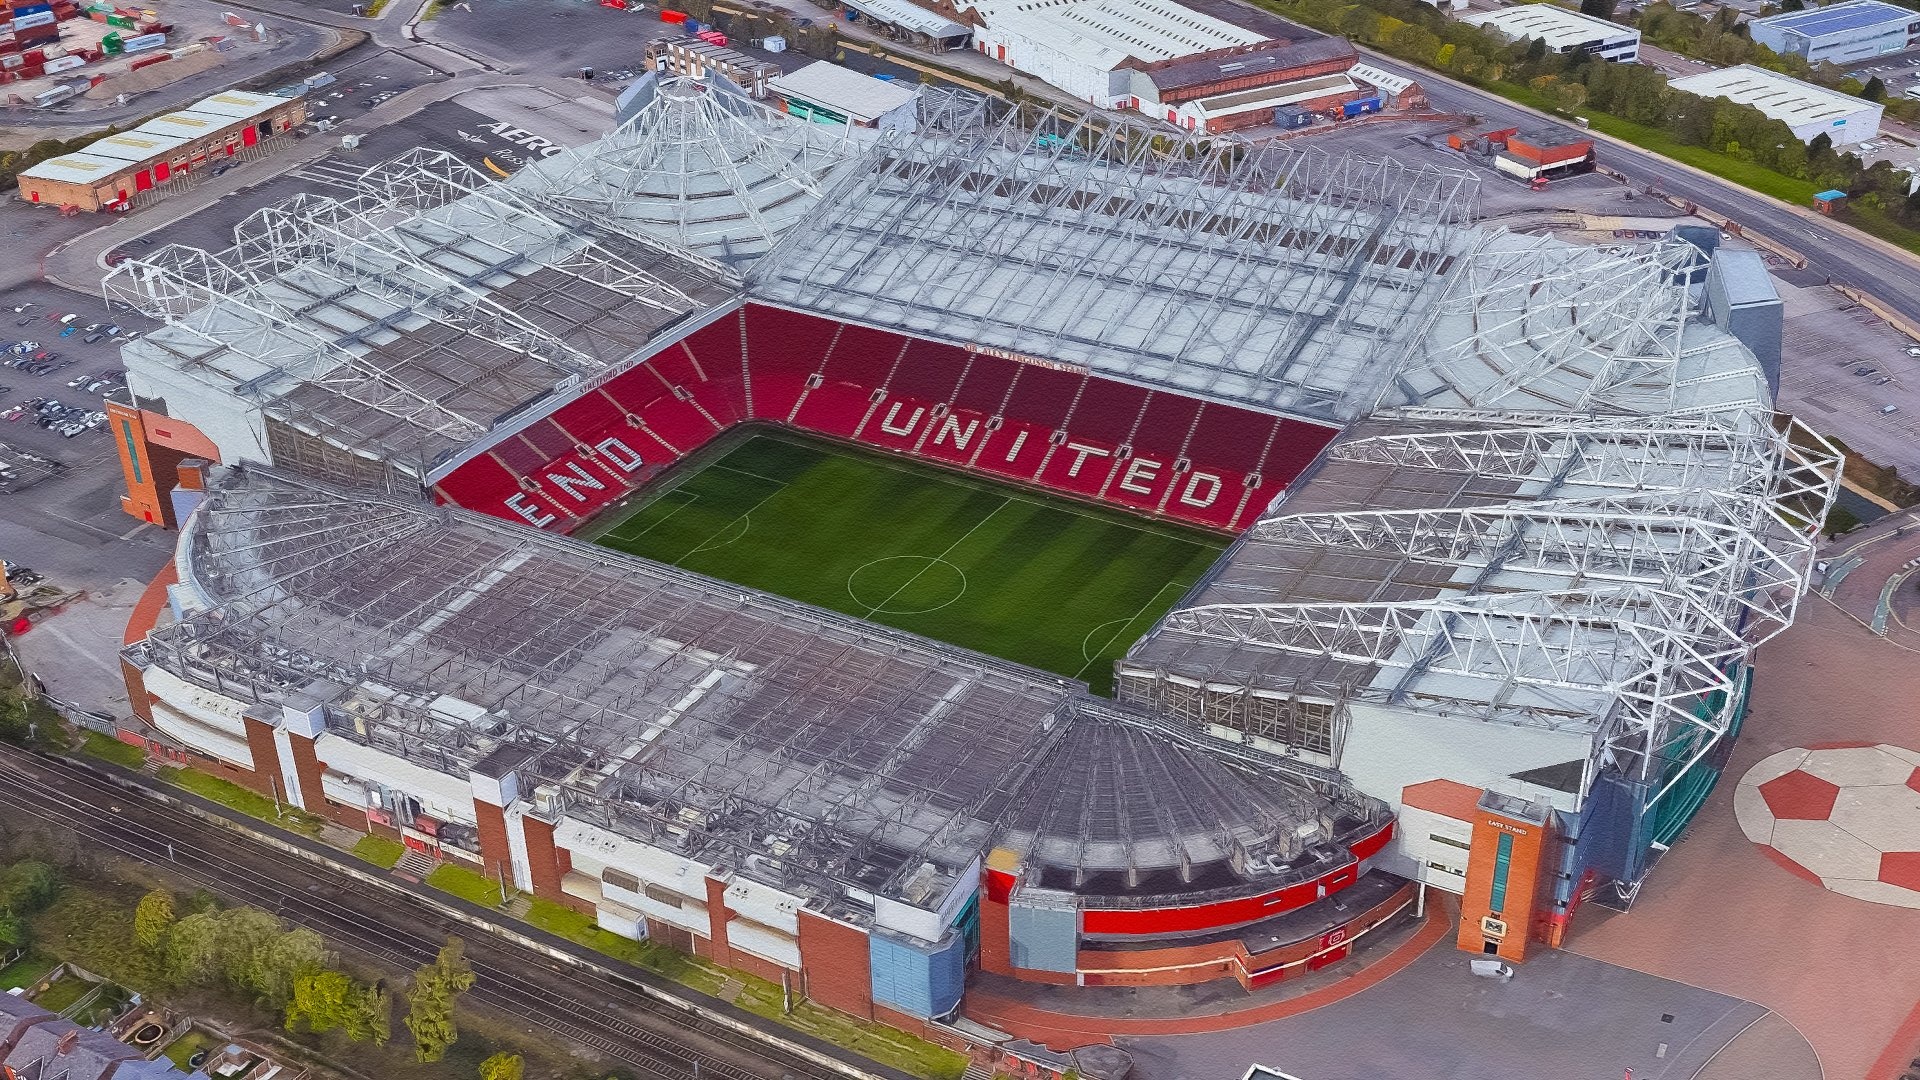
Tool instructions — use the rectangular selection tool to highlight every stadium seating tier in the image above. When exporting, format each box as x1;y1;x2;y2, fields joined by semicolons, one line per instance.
438;304;1338;534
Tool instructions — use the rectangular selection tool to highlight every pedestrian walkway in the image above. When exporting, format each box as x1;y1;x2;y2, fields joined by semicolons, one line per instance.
960;895;1454;1048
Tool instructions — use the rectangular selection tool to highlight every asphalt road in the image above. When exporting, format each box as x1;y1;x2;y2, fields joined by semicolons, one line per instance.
1361;52;1920;331
0;743;902;1080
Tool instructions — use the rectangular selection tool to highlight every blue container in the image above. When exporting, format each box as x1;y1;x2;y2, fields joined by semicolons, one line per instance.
1341;96;1381;118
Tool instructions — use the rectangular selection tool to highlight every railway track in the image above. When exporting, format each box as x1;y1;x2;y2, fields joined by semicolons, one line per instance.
0;745;879;1080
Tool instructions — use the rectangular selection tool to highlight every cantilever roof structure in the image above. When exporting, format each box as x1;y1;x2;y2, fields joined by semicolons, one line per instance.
139;467;1386;910
108;148;737;476
512;78;863;267
752;99;1480;424
1123;409;1840;807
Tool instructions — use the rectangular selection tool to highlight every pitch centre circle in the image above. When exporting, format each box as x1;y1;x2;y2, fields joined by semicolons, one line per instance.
847;556;968;615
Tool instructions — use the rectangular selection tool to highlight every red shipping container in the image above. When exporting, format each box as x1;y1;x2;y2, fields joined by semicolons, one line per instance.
128;52;168;69
659;8;686;21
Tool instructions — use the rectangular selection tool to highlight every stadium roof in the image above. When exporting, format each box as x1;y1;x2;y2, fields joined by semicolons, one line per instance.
1753;0;1916;38
1123;408;1838;805
512;79;863;268
110;149;739;476
135;465;1387;912
751;98;1480;425
1669;65;1879;130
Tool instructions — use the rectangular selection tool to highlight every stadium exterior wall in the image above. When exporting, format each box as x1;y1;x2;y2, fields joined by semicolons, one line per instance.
118;641;1419;1006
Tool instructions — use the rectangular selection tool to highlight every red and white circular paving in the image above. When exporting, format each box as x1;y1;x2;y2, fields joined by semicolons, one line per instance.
1734;743;1920;908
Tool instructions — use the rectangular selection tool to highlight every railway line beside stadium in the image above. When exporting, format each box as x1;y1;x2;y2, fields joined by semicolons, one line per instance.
0;743;894;1080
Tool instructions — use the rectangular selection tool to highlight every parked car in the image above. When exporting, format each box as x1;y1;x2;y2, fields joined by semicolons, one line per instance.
82;332;104;344
13;317;31;327
58;326;77;338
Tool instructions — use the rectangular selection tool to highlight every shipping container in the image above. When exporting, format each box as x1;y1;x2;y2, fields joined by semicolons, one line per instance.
659;7;685;21
128;51;167;69
1341;96;1380;118
762;34;785;52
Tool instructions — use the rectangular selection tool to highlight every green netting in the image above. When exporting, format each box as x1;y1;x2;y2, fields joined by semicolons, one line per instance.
1649;668;1753;846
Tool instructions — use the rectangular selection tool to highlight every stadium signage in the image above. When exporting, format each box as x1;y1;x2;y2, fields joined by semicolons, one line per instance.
502;435;647;527
964;343;1087;375
874;402;1226;509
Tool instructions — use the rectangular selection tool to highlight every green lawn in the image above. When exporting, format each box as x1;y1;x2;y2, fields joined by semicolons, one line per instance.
523;898;650;965
352;834;405;869
163;768;323;835
0;951;56;992
424;862;507;908
162;1030;216;1071
31;972;94;1014
77;731;146;770
583;431;1225;695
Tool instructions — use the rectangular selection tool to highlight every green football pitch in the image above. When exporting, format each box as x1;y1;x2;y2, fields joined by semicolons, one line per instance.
582;430;1228;696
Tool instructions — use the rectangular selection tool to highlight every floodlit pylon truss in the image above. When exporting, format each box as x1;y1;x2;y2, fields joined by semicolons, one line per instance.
750;96;1482;421
1388;238;1725;414
1158;412;1842;809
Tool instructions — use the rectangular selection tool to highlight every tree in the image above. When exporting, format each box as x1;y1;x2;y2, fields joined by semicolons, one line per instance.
1579;0;1618;20
134;890;176;954
165;911;226;986
406;938;474;1063
287;969;389;1043
0;862;57;914
1864;75;1887;102
478;1052;524;1080
249;926;330;1008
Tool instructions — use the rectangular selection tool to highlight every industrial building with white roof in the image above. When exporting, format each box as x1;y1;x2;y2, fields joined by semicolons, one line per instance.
101;79;1839;1037
1462;4;1640;62
1670;64;1884;146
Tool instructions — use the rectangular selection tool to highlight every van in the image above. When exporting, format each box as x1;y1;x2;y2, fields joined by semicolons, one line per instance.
1883;404;1900;414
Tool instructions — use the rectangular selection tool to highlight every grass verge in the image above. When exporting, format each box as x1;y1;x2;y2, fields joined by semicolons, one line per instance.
424;862;506;908
523;897;651;965
351;834;405;869
1482;82;1821;205
0;950;56;992
77;731;146;770
163;768;324;836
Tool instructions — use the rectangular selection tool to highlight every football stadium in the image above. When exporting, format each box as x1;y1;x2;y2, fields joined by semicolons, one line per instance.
104;78;1841;1035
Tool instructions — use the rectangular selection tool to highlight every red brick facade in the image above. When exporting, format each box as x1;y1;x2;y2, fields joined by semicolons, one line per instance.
473;798;513;887
798;909;873;1019
520;815;567;902
703;875;734;966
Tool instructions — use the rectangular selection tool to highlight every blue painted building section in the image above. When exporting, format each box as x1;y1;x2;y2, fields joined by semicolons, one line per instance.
1007;897;1078;973
869;929;966;1020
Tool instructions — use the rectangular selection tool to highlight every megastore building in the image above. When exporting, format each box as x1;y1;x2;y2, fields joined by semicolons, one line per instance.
104;79;1838;1036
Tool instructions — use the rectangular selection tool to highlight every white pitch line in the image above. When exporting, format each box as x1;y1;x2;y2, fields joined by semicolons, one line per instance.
863;499;1009;620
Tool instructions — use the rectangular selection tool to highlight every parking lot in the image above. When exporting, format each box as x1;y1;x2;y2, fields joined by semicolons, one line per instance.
0;280;157;459
1774;272;1920;478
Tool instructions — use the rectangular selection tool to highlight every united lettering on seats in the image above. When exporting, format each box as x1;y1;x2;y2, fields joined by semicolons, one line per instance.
438;304;1340;536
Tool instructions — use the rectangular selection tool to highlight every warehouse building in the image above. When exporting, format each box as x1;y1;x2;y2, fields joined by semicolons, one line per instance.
1463;5;1640;62
1749;0;1920;65
967;0;1363;132
767;61;918;131
1669;64;1882;146
17;88;304;210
